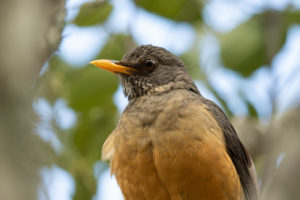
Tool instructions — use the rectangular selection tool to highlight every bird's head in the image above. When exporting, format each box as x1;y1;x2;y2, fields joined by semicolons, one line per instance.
90;45;199;100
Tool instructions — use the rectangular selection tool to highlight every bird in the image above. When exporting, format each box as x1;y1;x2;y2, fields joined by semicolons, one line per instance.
90;45;258;200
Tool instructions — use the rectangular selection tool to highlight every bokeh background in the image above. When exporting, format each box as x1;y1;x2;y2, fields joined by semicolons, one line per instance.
1;0;300;199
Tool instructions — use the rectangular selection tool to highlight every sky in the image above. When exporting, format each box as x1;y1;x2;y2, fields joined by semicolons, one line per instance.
36;0;300;199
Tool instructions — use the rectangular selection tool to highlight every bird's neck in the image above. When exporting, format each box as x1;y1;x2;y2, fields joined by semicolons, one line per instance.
147;81;200;97
119;75;200;101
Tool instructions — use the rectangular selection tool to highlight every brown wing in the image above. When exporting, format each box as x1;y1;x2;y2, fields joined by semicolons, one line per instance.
203;98;259;200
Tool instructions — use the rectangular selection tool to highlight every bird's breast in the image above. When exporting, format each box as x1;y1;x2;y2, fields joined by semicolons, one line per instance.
108;90;242;200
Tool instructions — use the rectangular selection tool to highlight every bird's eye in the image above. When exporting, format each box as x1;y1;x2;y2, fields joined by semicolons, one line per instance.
145;60;155;67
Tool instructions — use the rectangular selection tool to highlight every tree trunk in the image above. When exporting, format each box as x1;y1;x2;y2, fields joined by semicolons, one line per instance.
0;0;65;199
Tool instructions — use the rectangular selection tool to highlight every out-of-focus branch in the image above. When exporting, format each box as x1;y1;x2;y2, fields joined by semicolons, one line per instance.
260;107;300;200
233;107;300;200
0;0;65;199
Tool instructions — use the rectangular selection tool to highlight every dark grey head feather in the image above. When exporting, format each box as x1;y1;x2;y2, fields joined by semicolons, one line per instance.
118;45;199;100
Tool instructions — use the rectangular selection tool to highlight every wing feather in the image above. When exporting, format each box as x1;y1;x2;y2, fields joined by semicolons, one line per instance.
203;98;258;200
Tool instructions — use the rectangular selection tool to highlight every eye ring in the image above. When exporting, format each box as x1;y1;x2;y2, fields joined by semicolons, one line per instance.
145;60;156;67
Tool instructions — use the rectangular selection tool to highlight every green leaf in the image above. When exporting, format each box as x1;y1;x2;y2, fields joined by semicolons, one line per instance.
73;1;113;26
180;43;202;80
219;10;300;77
219;15;266;77
97;34;136;60
284;10;300;26
246;100;258;118
67;66;118;112
133;0;202;23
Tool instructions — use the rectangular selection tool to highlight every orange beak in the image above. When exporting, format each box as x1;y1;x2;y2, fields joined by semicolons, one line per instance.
89;59;136;75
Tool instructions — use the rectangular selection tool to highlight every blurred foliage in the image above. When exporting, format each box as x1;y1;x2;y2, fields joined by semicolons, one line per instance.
73;1;113;26
180;43;202;79
38;56;119;198
34;0;300;199
134;0;203;23
98;34;137;60
220;10;300;77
